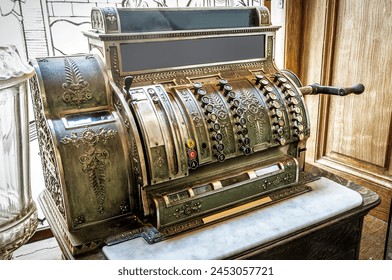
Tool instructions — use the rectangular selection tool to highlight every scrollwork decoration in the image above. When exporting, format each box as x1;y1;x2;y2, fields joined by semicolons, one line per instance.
173;201;202;219
29;74;66;218
73;215;85;227
61;128;117;214
237;84;265;145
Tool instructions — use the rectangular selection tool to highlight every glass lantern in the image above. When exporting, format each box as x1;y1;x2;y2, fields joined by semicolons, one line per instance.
0;45;38;259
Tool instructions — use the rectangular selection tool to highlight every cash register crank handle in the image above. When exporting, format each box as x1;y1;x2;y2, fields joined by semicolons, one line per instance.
299;83;365;96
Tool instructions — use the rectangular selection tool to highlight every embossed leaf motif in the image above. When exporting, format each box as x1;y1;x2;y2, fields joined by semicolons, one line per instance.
60;132;81;147
61;128;117;215
106;13;117;23
62;57;93;107
80;147;109;214
238;85;265;145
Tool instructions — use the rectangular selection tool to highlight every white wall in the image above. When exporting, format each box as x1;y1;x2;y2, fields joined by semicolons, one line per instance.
0;0;268;59
270;0;286;69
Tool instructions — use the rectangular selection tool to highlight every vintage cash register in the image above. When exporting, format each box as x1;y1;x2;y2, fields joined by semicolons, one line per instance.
30;6;366;258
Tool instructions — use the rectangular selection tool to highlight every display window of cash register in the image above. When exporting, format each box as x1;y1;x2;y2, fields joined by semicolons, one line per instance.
29;5;373;259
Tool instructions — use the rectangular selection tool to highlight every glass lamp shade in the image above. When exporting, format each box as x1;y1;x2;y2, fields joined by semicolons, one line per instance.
0;45;38;259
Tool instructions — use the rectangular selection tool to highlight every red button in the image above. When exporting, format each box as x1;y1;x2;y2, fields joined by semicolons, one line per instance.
188;149;197;159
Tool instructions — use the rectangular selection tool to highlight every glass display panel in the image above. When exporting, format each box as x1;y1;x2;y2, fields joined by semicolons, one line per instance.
64;111;114;128
120;34;265;72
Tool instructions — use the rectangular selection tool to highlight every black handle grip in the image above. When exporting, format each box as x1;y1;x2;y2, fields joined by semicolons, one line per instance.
123;76;134;93
309;83;365;96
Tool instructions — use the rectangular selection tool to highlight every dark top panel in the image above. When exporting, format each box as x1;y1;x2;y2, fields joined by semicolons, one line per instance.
120;34;265;73
118;9;260;32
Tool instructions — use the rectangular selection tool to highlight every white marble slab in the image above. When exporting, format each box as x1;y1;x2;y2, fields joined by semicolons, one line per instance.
102;177;363;260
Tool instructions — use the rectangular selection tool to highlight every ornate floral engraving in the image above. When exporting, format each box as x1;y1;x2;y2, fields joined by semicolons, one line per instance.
161;219;204;237
110;46;122;88
191;111;203;128
237;84;266;145
41;190;104;255
61;128;117;147
172;201;202;219
123;0;265;8
29;74;66;219
91;9;104;30
261;179;273;190
106;12;117;24
181;90;193;102
62;57;92;107
120;204;129;214
259;159;296;190
105;226;162;246
124;119;130;129
152;148;165;178
269;185;312;201
259;9;269;19
73;215;85;227
267;36;273;58
132;61;264;85
61;128;117;214
209;92;235;153
115;98;123;111
131;138;143;185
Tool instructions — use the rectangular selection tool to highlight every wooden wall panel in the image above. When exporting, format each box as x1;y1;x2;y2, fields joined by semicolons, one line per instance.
299;0;327;86
283;0;328;164
325;0;392;174
300;0;327;163
285;0;392;221
319;0;392;187
283;0;303;75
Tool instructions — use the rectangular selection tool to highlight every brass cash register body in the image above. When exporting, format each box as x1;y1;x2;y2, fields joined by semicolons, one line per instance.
30;6;363;256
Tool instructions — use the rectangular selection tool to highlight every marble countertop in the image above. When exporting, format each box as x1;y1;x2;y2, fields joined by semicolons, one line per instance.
102;176;365;260
304;164;380;208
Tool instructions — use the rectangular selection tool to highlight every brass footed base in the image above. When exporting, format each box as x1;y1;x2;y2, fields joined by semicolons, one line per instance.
37;189;141;259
